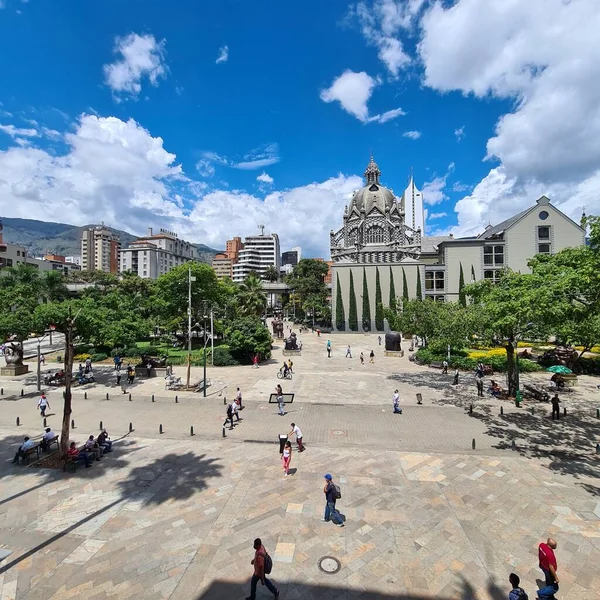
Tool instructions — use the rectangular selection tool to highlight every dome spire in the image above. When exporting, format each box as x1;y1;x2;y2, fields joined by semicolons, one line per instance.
364;154;381;184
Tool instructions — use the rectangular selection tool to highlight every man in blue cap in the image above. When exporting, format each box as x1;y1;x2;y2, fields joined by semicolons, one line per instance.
321;474;344;527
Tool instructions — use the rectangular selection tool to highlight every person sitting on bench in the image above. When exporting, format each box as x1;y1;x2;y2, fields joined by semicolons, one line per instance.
84;435;103;460
97;429;113;453
40;427;56;451
67;441;93;468
488;380;502;397
12;437;35;464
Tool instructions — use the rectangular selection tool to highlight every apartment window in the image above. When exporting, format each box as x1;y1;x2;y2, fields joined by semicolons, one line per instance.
16;250;20;256
432;295;445;302
484;245;504;266
538;243;551;254
538;226;550;240
425;271;445;291
484;270;502;284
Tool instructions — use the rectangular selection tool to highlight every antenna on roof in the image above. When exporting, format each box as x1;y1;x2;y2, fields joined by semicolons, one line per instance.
258;224;265;236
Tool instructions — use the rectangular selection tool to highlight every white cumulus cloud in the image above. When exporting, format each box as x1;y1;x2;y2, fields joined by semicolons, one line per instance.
216;45;229;64
403;130;421;140
320;70;404;124
103;33;168;100
0;124;38;138
454;126;465;141
256;172;274;184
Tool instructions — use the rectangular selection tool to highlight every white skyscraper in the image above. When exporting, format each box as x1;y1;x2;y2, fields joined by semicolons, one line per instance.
402;176;425;235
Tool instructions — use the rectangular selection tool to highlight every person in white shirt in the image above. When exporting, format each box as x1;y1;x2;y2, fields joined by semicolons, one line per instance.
41;427;56;451
37;393;50;417
287;422;305;452
230;400;240;422
392;390;402;414
12;437;36;463
235;387;243;409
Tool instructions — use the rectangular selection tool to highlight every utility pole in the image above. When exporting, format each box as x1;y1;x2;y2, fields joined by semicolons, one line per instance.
210;307;214;366
186;265;196;389
203;301;208;397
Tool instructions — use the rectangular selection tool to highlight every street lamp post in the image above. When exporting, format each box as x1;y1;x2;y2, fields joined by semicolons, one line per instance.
203;301;208;398
186;266;196;389
36;333;49;392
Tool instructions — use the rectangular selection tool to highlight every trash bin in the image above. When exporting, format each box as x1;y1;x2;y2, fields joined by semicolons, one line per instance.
279;434;288;454
515;391;523;407
57;356;62;362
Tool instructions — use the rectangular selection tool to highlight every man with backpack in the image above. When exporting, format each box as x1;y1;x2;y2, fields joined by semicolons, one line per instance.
321;474;344;527
225;403;235;430
508;573;528;600
246;538;279;600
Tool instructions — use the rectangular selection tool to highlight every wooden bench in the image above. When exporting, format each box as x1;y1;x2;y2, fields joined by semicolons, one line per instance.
17;444;40;465
62;444;91;472
429;361;445;369
41;435;59;453
482;365;494;375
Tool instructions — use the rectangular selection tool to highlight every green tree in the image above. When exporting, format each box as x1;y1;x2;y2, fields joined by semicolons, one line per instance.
375;267;384;331
402;268;409;300
263;265;279;282
335;273;345;331
348;271;358;331
416;272;422;300
389;267;396;311
225;317;272;362
237;273;268;318
362;268;371;331
458;263;466;307
284;259;329;323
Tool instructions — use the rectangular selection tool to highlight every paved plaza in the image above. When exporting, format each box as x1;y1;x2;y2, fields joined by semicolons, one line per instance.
1;329;600;599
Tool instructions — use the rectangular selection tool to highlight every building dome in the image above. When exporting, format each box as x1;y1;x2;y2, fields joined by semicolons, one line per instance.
350;155;396;214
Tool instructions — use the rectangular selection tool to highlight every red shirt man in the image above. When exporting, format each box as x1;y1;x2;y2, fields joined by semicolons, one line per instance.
538;538;559;586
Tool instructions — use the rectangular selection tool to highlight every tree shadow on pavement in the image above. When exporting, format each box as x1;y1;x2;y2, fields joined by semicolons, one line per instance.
466;405;600;494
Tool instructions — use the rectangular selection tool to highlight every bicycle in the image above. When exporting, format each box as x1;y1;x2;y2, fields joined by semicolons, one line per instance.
277;370;293;380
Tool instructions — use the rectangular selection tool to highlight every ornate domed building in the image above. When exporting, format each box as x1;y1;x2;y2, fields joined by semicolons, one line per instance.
330;156;421;264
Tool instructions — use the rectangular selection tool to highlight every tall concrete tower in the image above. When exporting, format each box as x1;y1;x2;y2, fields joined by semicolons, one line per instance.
401;175;424;235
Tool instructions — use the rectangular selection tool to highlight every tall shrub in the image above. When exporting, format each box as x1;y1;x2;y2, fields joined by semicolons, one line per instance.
459;263;466;307
362;268;371;331
416;271;423;300
471;264;476;283
402;268;409;300
348;271;358;331
335;273;345;331
389;267;397;310
375;267;384;331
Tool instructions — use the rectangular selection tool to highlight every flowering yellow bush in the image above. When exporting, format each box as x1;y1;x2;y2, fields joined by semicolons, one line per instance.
467;348;506;359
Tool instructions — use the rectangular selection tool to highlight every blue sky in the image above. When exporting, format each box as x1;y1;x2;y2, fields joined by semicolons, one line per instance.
0;0;598;256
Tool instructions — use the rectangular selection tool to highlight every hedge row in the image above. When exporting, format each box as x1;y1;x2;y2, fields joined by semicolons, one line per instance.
415;348;542;372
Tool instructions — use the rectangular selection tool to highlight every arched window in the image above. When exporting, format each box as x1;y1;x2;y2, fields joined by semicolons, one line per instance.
347;228;358;247
366;225;384;244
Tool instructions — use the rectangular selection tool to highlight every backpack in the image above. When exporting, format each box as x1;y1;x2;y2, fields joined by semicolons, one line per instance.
332;483;342;500
509;588;528;600
226;405;233;417
260;551;273;574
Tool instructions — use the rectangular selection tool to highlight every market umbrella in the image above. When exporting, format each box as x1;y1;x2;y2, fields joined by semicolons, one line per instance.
546;365;573;374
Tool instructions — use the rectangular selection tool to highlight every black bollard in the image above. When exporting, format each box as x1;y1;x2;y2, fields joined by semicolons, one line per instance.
1;387;3;395
500;406;504;415
21;389;24;397
469;404;473;415
531;407;535;415
100;420;103;430
511;440;516;451
44;417;47;427
222;426;226;438
175;395;178;403
563;407;567;417
106;392;109;400
71;419;75;429
597;443;600;455
159;424;163;434
190;426;194;436
471;438;476;450
152;394;155;402
224;397;227;405
129;394;132;401
129;422;133;433
16;416;20;426
84;392;87;400
597;408;600;419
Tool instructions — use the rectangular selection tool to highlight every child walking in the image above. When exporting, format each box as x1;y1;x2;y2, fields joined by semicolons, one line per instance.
282;441;292;477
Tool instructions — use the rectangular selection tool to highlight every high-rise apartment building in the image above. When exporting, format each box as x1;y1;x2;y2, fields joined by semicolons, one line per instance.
119;227;198;279
211;253;233;279
225;236;243;261
232;233;280;282
81;225;120;273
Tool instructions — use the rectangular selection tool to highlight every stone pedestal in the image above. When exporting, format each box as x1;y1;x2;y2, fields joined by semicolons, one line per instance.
135;366;168;378
282;349;302;357
0;364;30;376
384;350;404;358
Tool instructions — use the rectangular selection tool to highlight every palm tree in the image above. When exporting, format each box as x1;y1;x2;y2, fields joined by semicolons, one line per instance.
237;273;267;317
41;270;68;302
263;265;279;283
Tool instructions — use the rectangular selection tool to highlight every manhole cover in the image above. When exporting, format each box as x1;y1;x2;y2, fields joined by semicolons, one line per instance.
331;430;346;436
318;556;341;574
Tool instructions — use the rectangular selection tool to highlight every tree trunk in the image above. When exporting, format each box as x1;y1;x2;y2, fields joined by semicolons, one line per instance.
59;324;73;456
505;341;517;397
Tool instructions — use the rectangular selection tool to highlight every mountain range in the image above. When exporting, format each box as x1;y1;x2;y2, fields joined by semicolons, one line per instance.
0;217;220;264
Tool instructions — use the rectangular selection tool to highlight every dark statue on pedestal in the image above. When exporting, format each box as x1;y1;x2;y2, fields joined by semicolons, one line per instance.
272;319;284;339
385;332;402;352
284;332;298;351
4;343;25;366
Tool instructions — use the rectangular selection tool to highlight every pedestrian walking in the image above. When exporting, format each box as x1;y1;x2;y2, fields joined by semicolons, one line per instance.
282;441;292;477
321;474;344;526
276;384;285;416
115;371;122;386
226;403;235;429
508;573;529;600
392;389;402;414
120;377;128;394
127;364;134;384
551;394;561;420
287;359;294;374
235;387;243;409
327;339;331;358
113;354;122;371
253;354;259;368
360;352;364;365
39;353;45;366
538;538;559;589
85;357;92;372
345;345;352;358
230;400;240;422
37;392;50;417
453;368;459;385
287;422;305;451
369;350;374;363
442;359;449;374
245;538;278;600
476;375;484;397
378;335;382;346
